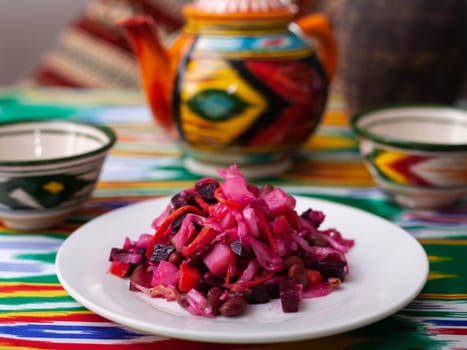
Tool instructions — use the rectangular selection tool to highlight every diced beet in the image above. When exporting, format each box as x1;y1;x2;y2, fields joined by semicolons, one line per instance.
247;285;270;304
195;178;219;204
300;208;325;228
171;190;196;209
150;244;176;262
265;281;280;299
109;248;144;265
279;280;302;313
310;257;346;281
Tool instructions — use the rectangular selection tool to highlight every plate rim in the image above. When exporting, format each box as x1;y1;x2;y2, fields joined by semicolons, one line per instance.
56;195;429;344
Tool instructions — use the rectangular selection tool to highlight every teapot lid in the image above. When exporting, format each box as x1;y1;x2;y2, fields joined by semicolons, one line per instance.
184;0;296;19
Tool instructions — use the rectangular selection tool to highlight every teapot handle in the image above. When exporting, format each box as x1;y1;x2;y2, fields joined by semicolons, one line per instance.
294;13;337;80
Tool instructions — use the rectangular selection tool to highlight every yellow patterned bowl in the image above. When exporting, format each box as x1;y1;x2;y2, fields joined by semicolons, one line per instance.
351;106;467;209
0;119;116;230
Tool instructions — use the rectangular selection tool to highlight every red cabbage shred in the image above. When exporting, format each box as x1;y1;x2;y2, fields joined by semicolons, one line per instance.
108;165;354;317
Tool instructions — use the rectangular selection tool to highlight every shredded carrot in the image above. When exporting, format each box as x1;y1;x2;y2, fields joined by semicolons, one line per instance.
255;208;277;252
180;226;219;257
194;194;211;213
224;272;275;289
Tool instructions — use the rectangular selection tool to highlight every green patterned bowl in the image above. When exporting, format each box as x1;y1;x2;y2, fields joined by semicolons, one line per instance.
351;106;467;209
0;119;116;230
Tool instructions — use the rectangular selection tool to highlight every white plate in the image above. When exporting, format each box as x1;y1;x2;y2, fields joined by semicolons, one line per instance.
56;196;429;344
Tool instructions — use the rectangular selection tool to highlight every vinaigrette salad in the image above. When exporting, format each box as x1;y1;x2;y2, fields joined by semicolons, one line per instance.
108;165;354;317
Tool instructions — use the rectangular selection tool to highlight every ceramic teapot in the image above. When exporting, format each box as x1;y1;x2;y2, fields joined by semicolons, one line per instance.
120;0;336;177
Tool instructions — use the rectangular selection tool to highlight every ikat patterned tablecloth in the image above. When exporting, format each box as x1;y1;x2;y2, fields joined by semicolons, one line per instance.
0;89;466;349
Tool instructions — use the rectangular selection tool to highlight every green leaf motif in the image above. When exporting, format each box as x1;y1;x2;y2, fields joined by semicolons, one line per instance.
186;89;250;122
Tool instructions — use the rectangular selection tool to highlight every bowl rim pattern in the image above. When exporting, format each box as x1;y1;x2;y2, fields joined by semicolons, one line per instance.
350;104;467;152
0;118;117;166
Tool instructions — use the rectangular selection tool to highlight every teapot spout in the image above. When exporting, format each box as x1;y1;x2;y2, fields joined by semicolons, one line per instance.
119;16;174;133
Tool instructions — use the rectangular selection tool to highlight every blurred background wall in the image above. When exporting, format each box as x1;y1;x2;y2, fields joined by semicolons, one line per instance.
0;0;466;102
0;0;88;85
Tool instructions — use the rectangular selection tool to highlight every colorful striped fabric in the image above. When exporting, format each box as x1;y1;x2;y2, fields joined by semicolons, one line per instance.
0;88;466;349
27;0;190;88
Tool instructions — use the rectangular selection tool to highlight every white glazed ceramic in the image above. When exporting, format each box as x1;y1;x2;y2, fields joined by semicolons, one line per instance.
351;106;467;209
0;119;116;230
56;196;428;343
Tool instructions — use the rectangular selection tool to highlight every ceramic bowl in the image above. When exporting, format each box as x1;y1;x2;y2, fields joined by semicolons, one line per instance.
351;106;467;209
0;119;116;230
